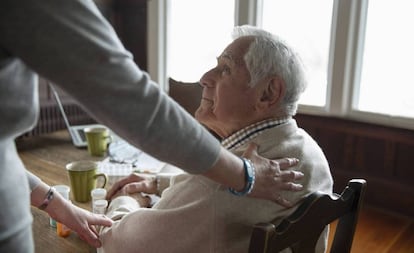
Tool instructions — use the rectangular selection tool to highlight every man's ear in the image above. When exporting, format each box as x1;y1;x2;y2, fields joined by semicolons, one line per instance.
257;77;285;109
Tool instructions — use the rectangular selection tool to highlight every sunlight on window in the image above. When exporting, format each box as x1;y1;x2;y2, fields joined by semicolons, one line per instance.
168;0;235;82
357;0;414;118
261;0;334;107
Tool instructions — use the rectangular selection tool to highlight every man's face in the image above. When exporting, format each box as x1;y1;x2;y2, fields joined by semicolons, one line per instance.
195;37;260;138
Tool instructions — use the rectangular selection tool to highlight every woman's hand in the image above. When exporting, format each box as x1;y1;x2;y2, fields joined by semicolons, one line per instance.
55;202;113;247
243;143;304;207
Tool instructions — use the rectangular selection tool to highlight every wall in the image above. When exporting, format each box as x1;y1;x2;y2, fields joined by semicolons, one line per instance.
296;114;414;217
19;79;96;138
21;0;148;138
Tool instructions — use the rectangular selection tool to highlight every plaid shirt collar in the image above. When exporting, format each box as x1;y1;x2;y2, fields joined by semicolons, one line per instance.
221;117;291;151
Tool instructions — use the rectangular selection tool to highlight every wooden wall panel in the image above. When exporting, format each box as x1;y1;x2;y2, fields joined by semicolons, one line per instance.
314;129;347;171
395;143;414;181
296;114;414;217
112;0;147;69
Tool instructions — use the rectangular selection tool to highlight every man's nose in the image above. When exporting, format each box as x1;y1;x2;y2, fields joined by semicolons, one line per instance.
200;70;215;88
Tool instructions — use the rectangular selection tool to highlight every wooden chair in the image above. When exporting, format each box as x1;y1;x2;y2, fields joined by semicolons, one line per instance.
168;77;202;116
249;179;367;253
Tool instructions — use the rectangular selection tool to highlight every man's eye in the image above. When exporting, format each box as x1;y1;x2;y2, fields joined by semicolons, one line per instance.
221;66;231;75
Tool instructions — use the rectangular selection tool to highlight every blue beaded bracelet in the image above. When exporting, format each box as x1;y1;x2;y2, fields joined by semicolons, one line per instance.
229;158;256;196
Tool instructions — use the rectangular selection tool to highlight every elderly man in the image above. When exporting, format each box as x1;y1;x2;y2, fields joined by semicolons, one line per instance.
99;25;333;253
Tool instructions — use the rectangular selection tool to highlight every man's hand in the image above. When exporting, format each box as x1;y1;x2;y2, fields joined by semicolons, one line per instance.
106;173;157;201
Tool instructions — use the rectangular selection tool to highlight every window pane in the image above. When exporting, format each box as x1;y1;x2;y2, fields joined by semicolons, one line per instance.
261;0;334;106
168;0;235;82
357;0;414;118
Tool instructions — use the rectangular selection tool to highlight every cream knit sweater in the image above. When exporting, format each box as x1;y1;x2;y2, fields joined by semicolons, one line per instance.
100;119;333;253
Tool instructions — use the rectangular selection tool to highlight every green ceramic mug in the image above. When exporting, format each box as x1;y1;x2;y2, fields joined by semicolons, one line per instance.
66;161;108;203
84;127;111;156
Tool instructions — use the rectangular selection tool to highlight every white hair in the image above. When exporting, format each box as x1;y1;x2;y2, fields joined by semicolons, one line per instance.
232;25;307;116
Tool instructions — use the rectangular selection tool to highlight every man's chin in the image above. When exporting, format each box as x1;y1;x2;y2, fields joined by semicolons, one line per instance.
195;107;210;120
195;111;213;125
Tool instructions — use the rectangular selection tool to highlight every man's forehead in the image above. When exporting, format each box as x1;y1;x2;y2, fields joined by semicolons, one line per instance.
218;50;245;66
218;37;253;66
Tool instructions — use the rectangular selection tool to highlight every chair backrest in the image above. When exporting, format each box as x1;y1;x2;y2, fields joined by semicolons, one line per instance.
248;179;367;253
168;77;202;116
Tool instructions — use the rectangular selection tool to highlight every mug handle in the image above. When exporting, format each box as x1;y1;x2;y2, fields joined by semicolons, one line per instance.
104;135;113;143
94;173;108;188
103;135;113;149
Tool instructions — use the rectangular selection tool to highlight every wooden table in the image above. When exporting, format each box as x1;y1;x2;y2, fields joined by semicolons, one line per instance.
16;130;109;253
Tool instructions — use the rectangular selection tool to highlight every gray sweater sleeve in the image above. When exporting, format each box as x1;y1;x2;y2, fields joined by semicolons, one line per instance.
26;171;42;192
0;0;221;174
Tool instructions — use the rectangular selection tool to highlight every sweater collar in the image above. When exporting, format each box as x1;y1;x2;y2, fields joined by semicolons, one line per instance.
221;117;291;151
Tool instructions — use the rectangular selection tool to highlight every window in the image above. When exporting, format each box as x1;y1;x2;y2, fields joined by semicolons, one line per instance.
167;0;235;82
356;0;414;118
149;0;414;130
261;0;334;107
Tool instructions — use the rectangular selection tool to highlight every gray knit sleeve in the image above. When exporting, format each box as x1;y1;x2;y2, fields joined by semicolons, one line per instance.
26;171;42;192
